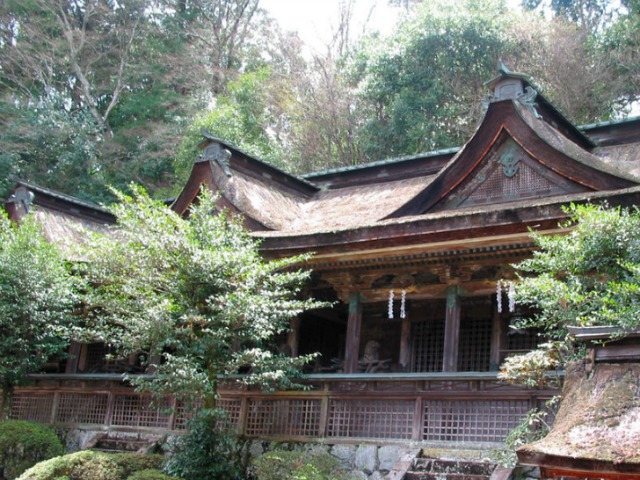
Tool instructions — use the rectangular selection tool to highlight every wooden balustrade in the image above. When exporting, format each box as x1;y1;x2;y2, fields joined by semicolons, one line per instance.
4;372;559;446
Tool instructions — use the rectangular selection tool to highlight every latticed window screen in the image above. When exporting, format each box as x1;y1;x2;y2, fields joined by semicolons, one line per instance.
10;393;54;423
457;315;493;371
173;398;204;431
422;399;530;443
412;317;445;372
327;399;413;439
217;398;242;427
245;399;321;437
55;393;108;424
111;395;171;428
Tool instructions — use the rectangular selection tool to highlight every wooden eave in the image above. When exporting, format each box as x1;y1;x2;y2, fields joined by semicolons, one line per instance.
384;100;638;219
517;451;640;479
582;116;640;147
303;149;456;189
256;186;640;267
198;131;319;196
9;180;116;224
171;158;272;231
531;91;595;149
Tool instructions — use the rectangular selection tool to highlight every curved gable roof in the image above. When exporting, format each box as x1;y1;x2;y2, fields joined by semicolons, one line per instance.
385;100;639;219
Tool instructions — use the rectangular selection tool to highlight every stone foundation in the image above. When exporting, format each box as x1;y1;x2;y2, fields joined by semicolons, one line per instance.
247;441;497;480
55;427;504;480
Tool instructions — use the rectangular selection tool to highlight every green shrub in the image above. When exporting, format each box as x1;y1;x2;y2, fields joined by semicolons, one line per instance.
126;469;180;480
109;453;166;478
17;450;166;480
489;405;553;468
163;409;246;480
0;420;65;479
252;450;351;480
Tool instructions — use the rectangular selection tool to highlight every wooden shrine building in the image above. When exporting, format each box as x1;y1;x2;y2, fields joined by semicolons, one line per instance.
5;68;640;451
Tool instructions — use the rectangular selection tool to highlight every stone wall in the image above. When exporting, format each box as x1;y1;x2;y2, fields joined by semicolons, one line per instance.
57;427;507;479
248;441;408;479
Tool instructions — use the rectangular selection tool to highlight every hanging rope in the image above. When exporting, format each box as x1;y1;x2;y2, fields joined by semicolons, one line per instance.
496;280;517;313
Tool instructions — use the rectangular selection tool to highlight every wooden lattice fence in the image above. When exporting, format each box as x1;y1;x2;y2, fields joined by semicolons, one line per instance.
4;372;558;445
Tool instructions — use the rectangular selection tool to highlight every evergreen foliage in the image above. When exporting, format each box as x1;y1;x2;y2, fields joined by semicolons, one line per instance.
16;451;167;480
1;1;639;197
164;409;246;480
251;449;352;480
79;186;324;401
500;204;640;386
126;470;179;480
0;211;79;392
0;420;64;480
349;0;518;159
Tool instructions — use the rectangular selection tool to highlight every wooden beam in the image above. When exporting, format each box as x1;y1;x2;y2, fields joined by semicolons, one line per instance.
65;341;82;374
287;317;301;357
443;285;461;372
344;292;363;373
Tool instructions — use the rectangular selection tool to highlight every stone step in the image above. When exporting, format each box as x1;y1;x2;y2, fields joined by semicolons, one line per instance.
89;434;156;454
405;458;496;480
413;459;495;476
405;474;492;480
91;447;138;454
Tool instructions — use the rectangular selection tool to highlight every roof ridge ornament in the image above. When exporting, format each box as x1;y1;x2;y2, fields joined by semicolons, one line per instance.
201;142;232;177
517;86;542;119
483;64;541;118
483;86;541;118
6;186;35;215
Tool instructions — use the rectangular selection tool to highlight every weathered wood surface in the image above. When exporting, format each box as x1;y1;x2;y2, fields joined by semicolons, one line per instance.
11;373;559;445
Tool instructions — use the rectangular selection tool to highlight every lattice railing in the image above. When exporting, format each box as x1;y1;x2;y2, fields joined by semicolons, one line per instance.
7;372;559;445
10;392;55;423
328;399;414;439
422;399;530;443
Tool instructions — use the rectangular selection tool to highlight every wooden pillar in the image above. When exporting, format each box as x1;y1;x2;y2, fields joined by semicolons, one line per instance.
287;317;301;357
490;299;504;371
443;285;461;372
65;341;82;373
399;308;412;371
343;292;363;373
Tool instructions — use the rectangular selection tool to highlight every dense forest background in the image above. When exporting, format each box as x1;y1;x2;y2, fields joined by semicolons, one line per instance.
1;0;639;203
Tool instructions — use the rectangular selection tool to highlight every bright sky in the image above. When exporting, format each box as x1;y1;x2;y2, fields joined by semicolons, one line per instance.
260;0;401;53
260;1;523;55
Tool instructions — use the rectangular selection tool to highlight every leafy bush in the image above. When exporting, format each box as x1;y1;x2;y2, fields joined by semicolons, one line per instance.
252;450;351;480
489;399;557;467
126;469;179;480
163;409;246;480
17;450;166;480
0;420;64;479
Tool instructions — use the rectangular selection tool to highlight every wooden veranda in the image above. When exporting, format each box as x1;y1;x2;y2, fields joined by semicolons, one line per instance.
7;372;558;447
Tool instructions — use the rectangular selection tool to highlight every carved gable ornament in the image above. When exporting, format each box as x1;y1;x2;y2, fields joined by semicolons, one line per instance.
432;136;588;211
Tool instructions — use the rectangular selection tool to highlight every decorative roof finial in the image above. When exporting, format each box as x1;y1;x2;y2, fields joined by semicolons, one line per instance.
497;60;511;75
202;142;232;177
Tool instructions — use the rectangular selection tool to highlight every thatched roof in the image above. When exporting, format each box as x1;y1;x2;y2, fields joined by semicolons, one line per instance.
517;361;640;478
